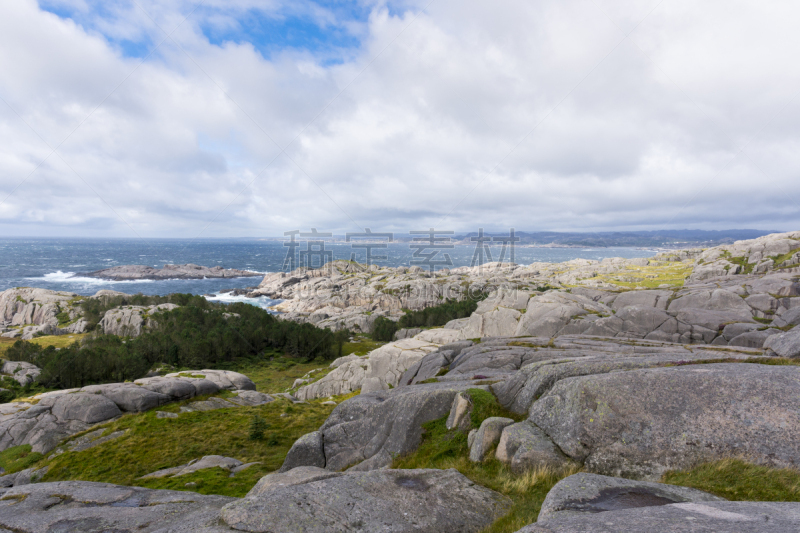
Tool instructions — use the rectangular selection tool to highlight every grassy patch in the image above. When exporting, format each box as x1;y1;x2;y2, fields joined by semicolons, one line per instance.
215;353;330;393
578;261;692;289
663;459;800;501
391;389;574;532
342;336;384;356
35;393;355;497
0;445;43;475
769;250;800;268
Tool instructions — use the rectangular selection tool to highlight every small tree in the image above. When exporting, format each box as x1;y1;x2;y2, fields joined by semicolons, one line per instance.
371;317;398;342
249;414;268;440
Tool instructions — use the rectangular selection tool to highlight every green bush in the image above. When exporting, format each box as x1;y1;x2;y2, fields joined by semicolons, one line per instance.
396;295;487;329
371;316;399;342
8;298;351;389
249;414;269;440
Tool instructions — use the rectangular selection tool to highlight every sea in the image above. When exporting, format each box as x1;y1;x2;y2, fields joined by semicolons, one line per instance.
0;238;657;310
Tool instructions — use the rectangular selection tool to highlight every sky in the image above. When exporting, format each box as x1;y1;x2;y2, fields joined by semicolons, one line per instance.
0;0;799;238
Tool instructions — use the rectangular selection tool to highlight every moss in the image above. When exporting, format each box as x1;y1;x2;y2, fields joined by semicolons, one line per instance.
769;250;799;268
663;459;800;501
0;445;43;475
34;392;355;498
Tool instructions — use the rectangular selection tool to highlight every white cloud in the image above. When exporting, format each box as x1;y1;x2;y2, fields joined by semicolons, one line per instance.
0;0;798;238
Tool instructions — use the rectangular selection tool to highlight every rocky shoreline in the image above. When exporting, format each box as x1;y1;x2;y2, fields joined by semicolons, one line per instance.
79;263;262;281
1;230;800;531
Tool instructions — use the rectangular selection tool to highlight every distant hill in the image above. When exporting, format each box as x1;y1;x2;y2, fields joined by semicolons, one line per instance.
454;229;780;248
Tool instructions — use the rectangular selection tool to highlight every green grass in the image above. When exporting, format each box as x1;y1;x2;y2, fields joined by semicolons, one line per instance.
769;250;799;268
0;445;43;475
569;261;692;290
342;336;385;356
391;389;578;532
29;392;356;497
663;459;800;501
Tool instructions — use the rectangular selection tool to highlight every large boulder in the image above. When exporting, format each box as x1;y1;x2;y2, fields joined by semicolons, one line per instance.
519;501;800;532
1;361;41;386
668;288;753;318
293;382;489;472
536;473;723;522
0;480;236;532
495;421;570;474
278;431;325;472
469;417;514;462
764;326;800;358
221;468;512;533
0;373;248;454
164;369;255;391
99;303;178;337
296;336;442;399
529;363;800;479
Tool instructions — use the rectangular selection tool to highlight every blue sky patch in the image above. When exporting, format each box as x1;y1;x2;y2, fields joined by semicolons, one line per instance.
38;0;375;61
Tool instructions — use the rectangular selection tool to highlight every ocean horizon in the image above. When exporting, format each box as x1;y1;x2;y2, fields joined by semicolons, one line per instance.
0;238;657;308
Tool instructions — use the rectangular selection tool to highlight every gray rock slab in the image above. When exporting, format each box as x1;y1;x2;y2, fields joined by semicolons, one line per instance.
517;501;800;533
0;480;236;532
80;384;170;412
764;326;800;358
722;322;760;341
470;417;514;462
495;421;570;474
445;391;473;432
278;431;325;472
611;290;672;311
48;393;122;424
249;466;341;496
729;328;779;348
774;307;800;328
226;390;274;406
537;472;724;522
320;382;489;471
221;468;512;533
529;363;800;480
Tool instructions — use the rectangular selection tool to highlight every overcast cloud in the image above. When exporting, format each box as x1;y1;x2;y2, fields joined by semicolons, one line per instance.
0;0;798;237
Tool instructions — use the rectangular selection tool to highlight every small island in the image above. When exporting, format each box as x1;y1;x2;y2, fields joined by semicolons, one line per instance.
78;263;262;281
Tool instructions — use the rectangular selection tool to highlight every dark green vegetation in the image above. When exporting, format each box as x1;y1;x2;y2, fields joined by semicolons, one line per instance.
663;459;800;502
392;389;579;533
372;295;487;341
79;293;196;330
6;296;349;389
11;393;354;497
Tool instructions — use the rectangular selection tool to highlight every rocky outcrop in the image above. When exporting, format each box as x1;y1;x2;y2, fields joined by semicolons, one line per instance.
139;455;259;479
0;470;511;533
286;382;491;472
99;303;179;337
688;231;800;282
469;417;514;462
1;361;41;386
0;481;237;532
221;468;512;533
295;334;445;400
536;473;724;522
495;421;571;473
528;362;800;480
81;263;262;280
520;501;800;532
0;370;256;454
0;288;87;339
764;325;800;358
